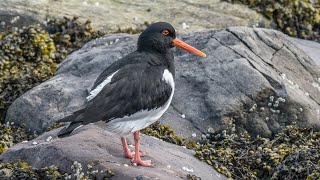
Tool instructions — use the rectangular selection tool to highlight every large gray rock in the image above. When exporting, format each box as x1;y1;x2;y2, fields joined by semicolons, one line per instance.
0;0;267;33
0;125;223;180
6;27;320;138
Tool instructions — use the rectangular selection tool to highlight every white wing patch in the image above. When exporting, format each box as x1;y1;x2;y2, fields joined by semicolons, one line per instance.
106;69;175;135
86;70;119;101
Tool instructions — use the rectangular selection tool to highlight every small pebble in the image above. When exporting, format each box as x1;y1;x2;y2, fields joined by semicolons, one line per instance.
260;107;265;111
182;166;193;172
46;136;53;142
191;133;196;137
299;108;303;112
32;141;38;145
167;165;171;169
268;103;272;107
124;164;129;167
95;2;100;6
182;22;189;29
201;134;206;139
181;114;186;119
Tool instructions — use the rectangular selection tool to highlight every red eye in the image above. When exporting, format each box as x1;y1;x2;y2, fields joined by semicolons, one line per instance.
162;30;169;36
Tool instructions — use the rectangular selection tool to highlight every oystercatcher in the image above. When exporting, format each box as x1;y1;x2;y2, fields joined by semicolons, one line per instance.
57;22;206;166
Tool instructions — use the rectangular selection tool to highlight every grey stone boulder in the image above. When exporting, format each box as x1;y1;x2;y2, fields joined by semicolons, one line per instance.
6;27;320;138
0;125;224;180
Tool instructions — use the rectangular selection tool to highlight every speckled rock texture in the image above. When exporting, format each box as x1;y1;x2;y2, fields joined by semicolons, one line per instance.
0;0;267;33
6;27;320;138
0;125;224;180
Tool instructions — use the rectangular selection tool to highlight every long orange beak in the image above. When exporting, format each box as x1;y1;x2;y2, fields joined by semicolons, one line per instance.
172;38;206;57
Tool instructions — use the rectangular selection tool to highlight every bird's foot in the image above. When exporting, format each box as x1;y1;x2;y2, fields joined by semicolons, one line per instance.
124;151;146;159
131;158;152;167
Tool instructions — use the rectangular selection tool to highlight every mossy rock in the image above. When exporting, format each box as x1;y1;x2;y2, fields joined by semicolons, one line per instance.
195;121;320;179
0;123;27;155
225;0;320;41
0;17;102;122
0;160;114;179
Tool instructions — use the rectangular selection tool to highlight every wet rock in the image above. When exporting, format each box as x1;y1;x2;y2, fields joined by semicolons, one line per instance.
0;125;223;180
5;27;320;138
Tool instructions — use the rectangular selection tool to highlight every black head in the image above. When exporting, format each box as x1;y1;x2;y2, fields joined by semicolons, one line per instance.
137;22;176;54
137;22;206;57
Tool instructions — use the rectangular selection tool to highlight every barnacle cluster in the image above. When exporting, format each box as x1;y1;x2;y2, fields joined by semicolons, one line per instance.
195;121;320;179
0;161;114;180
0;17;101;122
0;123;28;155
225;0;320;41
141;121;197;149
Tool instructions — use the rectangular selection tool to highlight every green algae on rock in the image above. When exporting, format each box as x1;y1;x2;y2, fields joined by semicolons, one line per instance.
225;0;320;41
195;121;320;179
47;122;65;132
0;123;28;155
0;160;114;180
141;121;197;149
0;17;102;122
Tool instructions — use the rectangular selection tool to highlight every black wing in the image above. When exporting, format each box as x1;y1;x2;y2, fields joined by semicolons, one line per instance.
74;63;173;125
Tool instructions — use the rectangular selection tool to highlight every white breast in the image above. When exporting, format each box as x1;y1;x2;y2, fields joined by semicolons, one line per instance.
106;69;175;135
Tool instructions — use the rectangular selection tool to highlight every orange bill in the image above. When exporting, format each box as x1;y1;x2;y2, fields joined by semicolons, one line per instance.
172;38;206;57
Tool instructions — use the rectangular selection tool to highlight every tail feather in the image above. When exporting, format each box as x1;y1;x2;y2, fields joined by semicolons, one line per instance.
57;108;85;138
57;121;83;138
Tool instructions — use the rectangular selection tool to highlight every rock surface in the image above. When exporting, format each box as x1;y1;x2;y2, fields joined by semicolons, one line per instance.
0;125;224;180
0;0;267;33
290;37;320;65
6;27;320;138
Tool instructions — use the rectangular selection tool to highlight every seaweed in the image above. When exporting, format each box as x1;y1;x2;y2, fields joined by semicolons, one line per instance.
0;17;102;122
225;0;320;41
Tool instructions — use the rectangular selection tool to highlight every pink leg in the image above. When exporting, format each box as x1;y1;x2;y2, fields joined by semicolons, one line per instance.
121;137;134;159
121;136;146;159
131;131;152;167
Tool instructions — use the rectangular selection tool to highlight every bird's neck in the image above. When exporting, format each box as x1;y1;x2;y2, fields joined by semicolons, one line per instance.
139;49;175;78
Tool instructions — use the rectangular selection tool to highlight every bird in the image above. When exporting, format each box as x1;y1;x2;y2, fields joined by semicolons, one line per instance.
57;22;206;167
